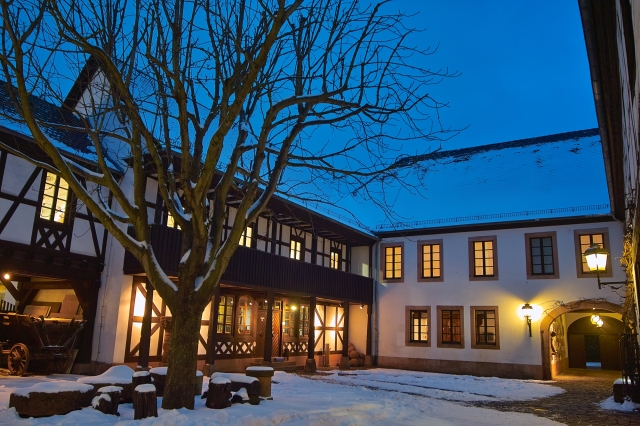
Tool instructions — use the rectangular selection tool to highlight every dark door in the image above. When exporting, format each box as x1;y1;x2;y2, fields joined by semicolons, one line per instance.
254;309;282;358
568;334;586;368
600;334;622;370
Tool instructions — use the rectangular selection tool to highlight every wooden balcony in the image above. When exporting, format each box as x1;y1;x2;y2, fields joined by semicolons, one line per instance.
123;225;373;304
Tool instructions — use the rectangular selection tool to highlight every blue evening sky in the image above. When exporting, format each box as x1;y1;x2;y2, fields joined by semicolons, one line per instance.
382;0;597;150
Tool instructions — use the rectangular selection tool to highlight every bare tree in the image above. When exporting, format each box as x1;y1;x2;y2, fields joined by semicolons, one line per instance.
0;0;458;408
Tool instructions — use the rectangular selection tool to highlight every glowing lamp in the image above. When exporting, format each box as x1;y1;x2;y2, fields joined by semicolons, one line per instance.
584;244;607;272
521;303;533;337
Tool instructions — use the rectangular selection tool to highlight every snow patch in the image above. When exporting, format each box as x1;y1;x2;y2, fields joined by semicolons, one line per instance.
12;381;93;397
77;365;134;384
599;396;640;412
211;372;258;384
149;367;168;375
135;383;156;393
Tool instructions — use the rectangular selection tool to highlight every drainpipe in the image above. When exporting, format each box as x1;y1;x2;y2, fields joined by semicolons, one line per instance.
373;238;381;366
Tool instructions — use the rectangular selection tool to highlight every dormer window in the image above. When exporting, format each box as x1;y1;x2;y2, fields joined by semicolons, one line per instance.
40;172;69;223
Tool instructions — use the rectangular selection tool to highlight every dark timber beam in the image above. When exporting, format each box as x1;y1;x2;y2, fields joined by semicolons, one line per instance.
0;275;20;301
304;296;317;372
70;279;100;364
339;302;350;370
263;290;274;365
137;279;154;370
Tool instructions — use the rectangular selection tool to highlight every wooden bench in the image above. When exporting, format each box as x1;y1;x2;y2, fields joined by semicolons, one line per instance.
9;381;94;418
210;372;260;405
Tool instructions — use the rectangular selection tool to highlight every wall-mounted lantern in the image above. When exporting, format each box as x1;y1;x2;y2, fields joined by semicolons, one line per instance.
583;245;628;289
521;303;533;337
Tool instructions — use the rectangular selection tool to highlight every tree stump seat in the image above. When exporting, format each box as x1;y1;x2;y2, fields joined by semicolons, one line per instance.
133;384;158;420
92;386;122;416
245;366;275;399
206;378;232;409
209;372;261;405
9;381;94;418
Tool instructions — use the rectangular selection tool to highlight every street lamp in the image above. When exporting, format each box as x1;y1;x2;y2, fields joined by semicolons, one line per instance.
521;303;533;337
583;245;628;289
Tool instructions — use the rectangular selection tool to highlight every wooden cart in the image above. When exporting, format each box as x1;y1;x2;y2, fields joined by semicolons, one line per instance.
0;313;85;376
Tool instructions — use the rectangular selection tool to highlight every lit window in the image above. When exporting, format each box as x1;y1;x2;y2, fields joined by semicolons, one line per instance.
298;305;309;337
330;248;341;270
239;226;253;247
579;233;605;273
472;239;495;277
217;295;234;334
40;172;69;223
410;310;429;343
166;212;181;230
421;243;441;278
290;237;303;260
384;246;402;279
283;303;294;336
236;296;252;335
441;309;461;344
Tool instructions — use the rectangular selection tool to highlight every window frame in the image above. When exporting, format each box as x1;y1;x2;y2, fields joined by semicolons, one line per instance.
436;305;465;348
417;239;443;282
216;294;235;336
468;235;498;281
524;232;559;279
574;228;612;278
39;171;71;225
470;306;500;350
405;306;431;347
239;224;254;248
380;242;404;283
289;235;304;261
330;247;341;270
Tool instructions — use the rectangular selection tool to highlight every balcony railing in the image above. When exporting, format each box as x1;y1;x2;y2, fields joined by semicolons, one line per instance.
123;225;373;303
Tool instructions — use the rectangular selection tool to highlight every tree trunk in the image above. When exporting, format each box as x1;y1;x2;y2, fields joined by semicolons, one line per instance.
161;305;202;409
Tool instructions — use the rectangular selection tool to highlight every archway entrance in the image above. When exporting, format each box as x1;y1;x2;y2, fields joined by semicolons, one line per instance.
567;316;623;370
540;300;623;379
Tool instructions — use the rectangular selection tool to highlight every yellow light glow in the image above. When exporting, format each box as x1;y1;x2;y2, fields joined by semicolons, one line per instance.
291;305;297;311
584;245;608;272
133;291;146;317
2;273;9;280
518;303;543;321
591;314;601;324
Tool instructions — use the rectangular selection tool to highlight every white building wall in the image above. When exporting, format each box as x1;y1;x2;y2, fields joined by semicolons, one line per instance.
376;219;625;378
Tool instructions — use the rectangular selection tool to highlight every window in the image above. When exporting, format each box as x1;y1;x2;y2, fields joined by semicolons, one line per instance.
525;232;559;279
40;172;70;223
290;237;303;260
471;306;500;349
418;240;443;282
409;309;429;343
330;248;341;270
236;296;252;335
574;228;612;278
381;243;404;282
437;306;464;348
217;295;234;334
468;236;498;280
239;226;253;248
298;305;309;337
283;302;294;336
166;212;181;229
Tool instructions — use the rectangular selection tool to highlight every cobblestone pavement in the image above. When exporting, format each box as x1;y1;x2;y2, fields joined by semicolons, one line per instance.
471;368;639;425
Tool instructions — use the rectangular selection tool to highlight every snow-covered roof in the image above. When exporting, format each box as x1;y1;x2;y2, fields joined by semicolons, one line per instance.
0;81;93;154
371;128;610;231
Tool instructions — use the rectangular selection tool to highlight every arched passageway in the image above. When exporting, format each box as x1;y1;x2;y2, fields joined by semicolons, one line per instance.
567;316;623;370
540;300;623;379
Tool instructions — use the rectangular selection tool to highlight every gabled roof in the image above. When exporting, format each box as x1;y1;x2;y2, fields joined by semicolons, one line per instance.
0;81;93;154
369;128;610;231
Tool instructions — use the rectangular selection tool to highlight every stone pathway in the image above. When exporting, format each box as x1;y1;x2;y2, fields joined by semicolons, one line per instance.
471;368;639;425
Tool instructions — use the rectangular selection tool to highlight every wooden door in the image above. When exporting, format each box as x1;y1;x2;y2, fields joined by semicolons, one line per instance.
568;334;586;368
600;334;622;370
272;310;281;357
254;309;282;358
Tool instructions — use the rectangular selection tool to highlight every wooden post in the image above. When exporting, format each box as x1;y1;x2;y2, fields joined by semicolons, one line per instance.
339;301;350;370
311;233;318;265
133;384;158;419
346;240;351;273
204;286;220;376
364;304;373;366
263;290;274;364
138;280;154;369
304;296;317;372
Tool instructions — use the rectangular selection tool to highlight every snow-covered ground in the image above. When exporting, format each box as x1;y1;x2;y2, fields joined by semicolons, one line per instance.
0;369;568;425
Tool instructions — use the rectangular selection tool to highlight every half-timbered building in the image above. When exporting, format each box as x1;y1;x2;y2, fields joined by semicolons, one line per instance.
0;71;376;374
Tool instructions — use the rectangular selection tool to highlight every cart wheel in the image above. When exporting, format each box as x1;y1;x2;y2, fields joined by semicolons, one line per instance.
8;343;29;376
